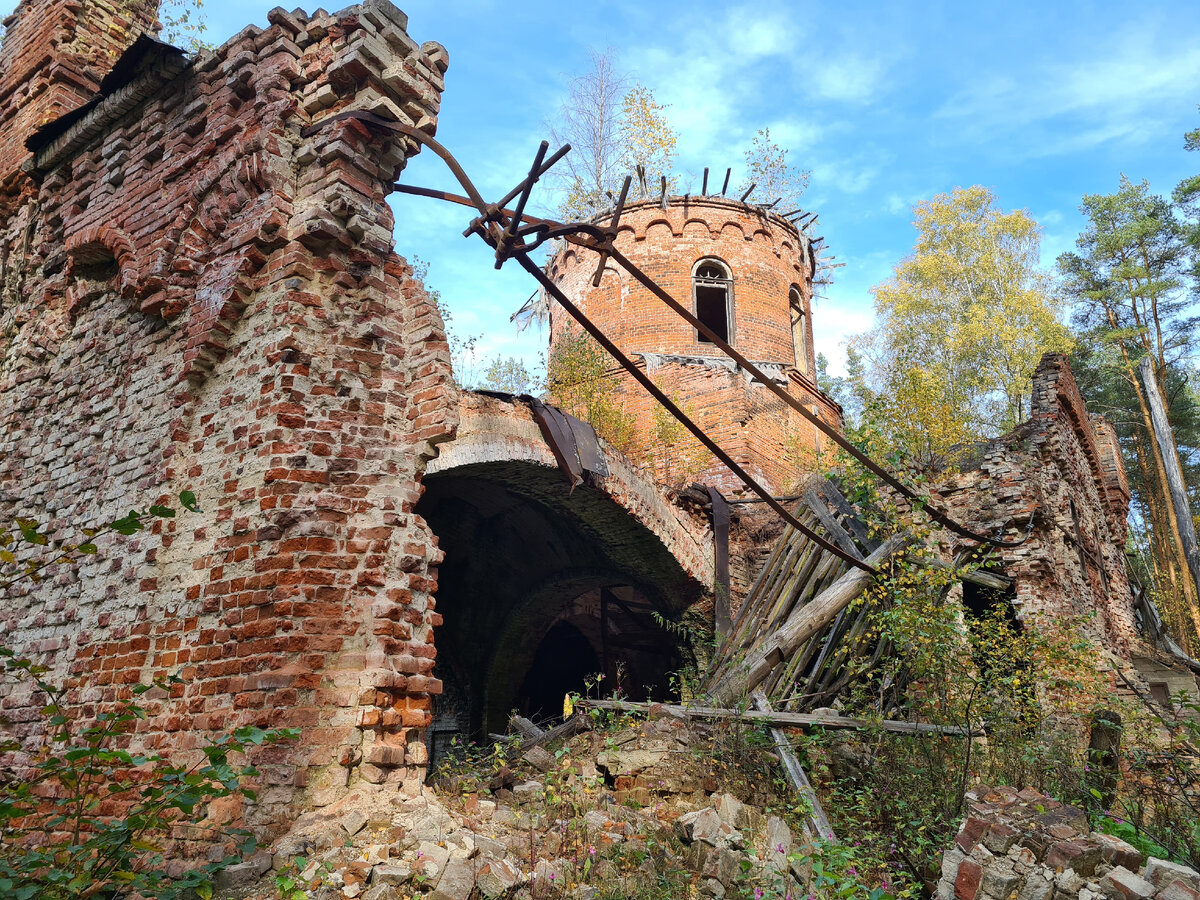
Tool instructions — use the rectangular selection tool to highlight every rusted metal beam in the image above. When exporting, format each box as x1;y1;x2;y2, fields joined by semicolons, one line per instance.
706;485;732;637
363;115;1028;552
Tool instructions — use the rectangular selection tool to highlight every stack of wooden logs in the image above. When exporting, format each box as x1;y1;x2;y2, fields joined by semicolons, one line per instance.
706;476;912;709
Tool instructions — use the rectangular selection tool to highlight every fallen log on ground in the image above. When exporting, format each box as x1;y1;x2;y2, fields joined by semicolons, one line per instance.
575;698;979;737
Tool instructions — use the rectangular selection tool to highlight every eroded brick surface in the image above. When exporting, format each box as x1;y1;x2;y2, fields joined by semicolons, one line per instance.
935;787;1199;900
546;198;842;497
930;354;1140;655
0;0;457;840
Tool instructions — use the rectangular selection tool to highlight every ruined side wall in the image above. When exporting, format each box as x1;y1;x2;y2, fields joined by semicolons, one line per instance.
0;0;457;841
931;354;1139;654
546;199;841;496
0;0;160;191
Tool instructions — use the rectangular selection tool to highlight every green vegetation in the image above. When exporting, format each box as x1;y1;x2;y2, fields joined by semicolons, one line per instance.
0;500;297;899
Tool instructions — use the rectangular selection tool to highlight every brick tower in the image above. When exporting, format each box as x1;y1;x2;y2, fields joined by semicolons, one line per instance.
0;0;160;193
546;196;842;496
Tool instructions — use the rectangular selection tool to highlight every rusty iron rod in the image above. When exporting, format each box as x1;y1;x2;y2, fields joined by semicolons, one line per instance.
374;118;1025;550
600;243;1024;547
510;253;875;573
495;140;549;268
702;167;709;195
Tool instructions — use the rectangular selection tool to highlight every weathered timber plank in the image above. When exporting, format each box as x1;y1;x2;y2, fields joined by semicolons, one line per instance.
753;690;837;841
576;698;977;736
803;487;863;560
707;533;915;705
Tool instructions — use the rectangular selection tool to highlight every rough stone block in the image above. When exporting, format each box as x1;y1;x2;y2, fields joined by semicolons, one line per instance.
1099;866;1156;900
430;857;475;900
1046;840;1103;876
958;817;991;853
476;856;522;898
956;860;984;900
981;864;1021;899
1160;880;1200;900
522;746;555;772
1146;859;1200;891
213;850;273;892
1017;874;1054;900
1091;833;1143;873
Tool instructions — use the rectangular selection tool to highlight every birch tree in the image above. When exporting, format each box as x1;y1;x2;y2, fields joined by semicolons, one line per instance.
857;186;1073;467
547;51;677;220
737;127;810;210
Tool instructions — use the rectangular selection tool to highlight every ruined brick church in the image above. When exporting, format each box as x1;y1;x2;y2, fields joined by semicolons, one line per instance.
0;0;1194;845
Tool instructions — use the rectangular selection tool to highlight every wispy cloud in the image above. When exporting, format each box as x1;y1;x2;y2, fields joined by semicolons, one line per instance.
934;27;1200;156
810;55;887;104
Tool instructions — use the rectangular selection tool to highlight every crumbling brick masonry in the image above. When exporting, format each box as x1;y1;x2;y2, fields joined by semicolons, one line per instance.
0;0;458;837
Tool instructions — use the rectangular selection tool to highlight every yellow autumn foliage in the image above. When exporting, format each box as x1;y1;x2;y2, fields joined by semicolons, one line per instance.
858;186;1073;466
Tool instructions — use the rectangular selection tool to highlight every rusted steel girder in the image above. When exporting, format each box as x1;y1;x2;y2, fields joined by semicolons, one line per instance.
301;110;1025;570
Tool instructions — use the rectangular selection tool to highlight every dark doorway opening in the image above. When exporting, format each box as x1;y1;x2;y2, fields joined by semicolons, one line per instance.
415;458;702;762
517;621;600;722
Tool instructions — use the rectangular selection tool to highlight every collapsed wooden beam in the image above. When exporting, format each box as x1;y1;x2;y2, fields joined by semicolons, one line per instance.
753;689;837;841
707;533;915;706
575;699;977;737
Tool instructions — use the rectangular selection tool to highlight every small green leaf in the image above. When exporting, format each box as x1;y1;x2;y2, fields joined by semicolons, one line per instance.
110;512;144;535
179;490;200;512
149;505;176;518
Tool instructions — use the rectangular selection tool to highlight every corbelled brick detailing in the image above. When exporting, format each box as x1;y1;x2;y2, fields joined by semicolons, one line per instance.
0;0;457;841
931;354;1140;654
547;197;842;496
0;0;161;190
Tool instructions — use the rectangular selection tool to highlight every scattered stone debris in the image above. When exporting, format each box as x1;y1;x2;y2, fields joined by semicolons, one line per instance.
936;785;1200;900
228;705;810;899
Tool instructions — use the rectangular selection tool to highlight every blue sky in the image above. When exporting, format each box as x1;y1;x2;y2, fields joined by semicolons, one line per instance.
16;0;1200;376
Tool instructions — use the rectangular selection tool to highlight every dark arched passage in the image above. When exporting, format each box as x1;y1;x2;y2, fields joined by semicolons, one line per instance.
416;394;712;758
418;459;704;753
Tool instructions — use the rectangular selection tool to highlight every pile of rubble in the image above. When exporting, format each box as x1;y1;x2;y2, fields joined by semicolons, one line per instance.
938;785;1200;900
221;705;809;899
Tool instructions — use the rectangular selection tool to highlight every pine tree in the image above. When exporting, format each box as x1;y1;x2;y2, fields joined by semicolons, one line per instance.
1059;174;1200;648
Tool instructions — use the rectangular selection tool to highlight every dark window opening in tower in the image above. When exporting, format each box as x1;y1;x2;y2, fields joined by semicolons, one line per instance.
693;260;732;344
789;286;808;375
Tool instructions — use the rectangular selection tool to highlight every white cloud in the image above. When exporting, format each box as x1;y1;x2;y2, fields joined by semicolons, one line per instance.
934;28;1200;156
810;157;881;197
810;55;886;104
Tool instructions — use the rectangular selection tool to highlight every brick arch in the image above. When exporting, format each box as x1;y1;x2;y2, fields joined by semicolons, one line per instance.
62;224;138;314
719;221;746;241
418;392;712;739
682;217;713;238
643;218;675;241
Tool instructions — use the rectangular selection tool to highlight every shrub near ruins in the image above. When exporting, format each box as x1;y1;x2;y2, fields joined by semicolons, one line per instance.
0;502;296;899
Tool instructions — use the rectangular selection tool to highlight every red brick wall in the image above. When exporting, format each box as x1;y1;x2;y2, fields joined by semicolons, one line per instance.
546;198;842;496
930;354;1140;655
0;0;457;843
0;0;160;191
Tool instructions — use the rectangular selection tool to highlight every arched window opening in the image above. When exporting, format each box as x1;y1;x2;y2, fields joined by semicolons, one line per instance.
693;259;732;345
789;285;809;375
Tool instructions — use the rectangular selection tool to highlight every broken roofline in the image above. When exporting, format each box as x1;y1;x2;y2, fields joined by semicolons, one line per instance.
580;194;814;238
